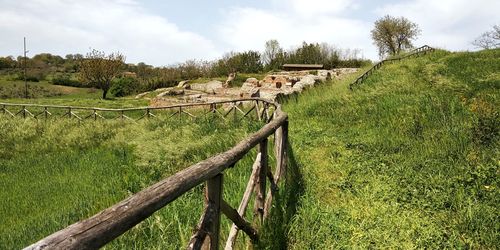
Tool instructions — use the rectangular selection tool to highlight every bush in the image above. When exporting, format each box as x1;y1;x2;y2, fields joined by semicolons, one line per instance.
110;77;139;97
51;74;83;87
13;70;47;82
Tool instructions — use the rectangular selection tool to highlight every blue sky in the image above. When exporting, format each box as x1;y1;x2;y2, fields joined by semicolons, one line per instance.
0;0;498;66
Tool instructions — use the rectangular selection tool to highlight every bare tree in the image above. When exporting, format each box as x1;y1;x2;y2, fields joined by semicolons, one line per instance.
79;49;125;99
472;25;500;49
262;39;284;70
371;15;421;58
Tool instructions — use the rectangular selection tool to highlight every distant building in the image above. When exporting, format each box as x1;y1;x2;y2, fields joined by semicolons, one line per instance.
282;64;324;71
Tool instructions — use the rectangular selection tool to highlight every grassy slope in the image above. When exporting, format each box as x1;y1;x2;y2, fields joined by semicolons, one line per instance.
283;49;499;248
0;77;148;107
0;115;267;249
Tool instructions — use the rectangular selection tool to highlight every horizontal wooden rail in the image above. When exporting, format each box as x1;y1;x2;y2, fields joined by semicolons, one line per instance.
349;45;435;90
24;103;289;250
0;98;276;123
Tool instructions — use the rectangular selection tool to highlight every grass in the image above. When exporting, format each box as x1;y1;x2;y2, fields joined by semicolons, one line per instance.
1;49;498;249
279;49;499;248
0;76;148;108
0;113;272;249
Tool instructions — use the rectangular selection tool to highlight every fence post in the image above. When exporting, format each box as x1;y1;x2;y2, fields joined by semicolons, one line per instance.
205;174;223;250
255;101;261;121
277;119;288;178
254;138;268;225
264;119;288;218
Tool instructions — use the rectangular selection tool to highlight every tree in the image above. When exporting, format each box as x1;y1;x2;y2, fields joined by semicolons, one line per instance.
288;42;326;64
238;50;263;73
472;25;500;49
0;56;16;69
263;39;284;70
371;15;421;58
79;49;125;99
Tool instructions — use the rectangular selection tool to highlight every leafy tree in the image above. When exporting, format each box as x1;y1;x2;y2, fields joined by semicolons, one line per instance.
210;51;263;76
371;15;421;58
472;25;500;49
79;49;125;99
238;50;263;73
288;42;326;64
0;56;16;69
110;77;139;97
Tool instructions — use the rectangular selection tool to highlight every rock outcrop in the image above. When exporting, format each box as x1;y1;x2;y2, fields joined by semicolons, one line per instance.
177;80;191;89
191;80;223;94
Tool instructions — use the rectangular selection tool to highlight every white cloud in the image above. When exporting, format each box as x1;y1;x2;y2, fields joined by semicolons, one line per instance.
217;5;376;60
288;0;357;17
375;0;500;51
217;0;500;61
0;0;219;66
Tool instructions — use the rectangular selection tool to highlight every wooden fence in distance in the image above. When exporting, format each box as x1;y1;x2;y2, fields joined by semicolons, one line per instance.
0;98;275;123
21;98;288;250
349;45;435;90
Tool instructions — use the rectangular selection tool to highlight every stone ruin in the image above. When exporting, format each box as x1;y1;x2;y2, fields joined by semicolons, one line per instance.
140;68;359;107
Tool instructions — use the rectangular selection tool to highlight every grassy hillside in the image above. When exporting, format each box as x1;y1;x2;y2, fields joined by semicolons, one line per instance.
1;49;498;249
0;116;268;249
282;49;499;248
0;76;149;108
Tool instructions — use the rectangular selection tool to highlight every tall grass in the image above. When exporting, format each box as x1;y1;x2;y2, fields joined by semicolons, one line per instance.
0;115;268;249
1;49;498;249
281;49;499;248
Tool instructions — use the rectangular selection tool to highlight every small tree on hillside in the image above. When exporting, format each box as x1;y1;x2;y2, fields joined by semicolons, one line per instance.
472;25;500;49
79;49;125;99
371;15;421;58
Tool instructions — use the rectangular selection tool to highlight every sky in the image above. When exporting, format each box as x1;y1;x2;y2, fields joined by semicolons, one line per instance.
0;0;498;66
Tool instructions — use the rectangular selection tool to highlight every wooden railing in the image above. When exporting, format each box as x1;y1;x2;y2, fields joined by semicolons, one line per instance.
22;98;288;250
0;98;275;123
349;45;435;90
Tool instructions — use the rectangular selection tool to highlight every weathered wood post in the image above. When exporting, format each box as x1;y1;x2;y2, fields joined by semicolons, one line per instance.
233;102;237;122
255;101;261;121
254;139;267;224
205;174;223;249
225;153;261;250
264;119;288;218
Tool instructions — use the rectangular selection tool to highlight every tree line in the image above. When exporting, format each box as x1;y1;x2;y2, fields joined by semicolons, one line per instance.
0;41;370;98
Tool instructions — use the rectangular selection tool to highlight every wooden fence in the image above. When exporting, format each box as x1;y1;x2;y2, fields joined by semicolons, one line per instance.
0;98;275;123
20;98;288;250
349;45;435;90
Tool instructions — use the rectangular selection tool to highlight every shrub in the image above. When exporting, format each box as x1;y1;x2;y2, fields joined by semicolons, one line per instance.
51;74;83;87
110;77;140;97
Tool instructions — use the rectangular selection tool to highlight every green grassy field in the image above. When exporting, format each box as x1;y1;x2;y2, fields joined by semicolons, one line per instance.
0;76;149;108
282;49;499;248
1;49;498;249
0;114;272;249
